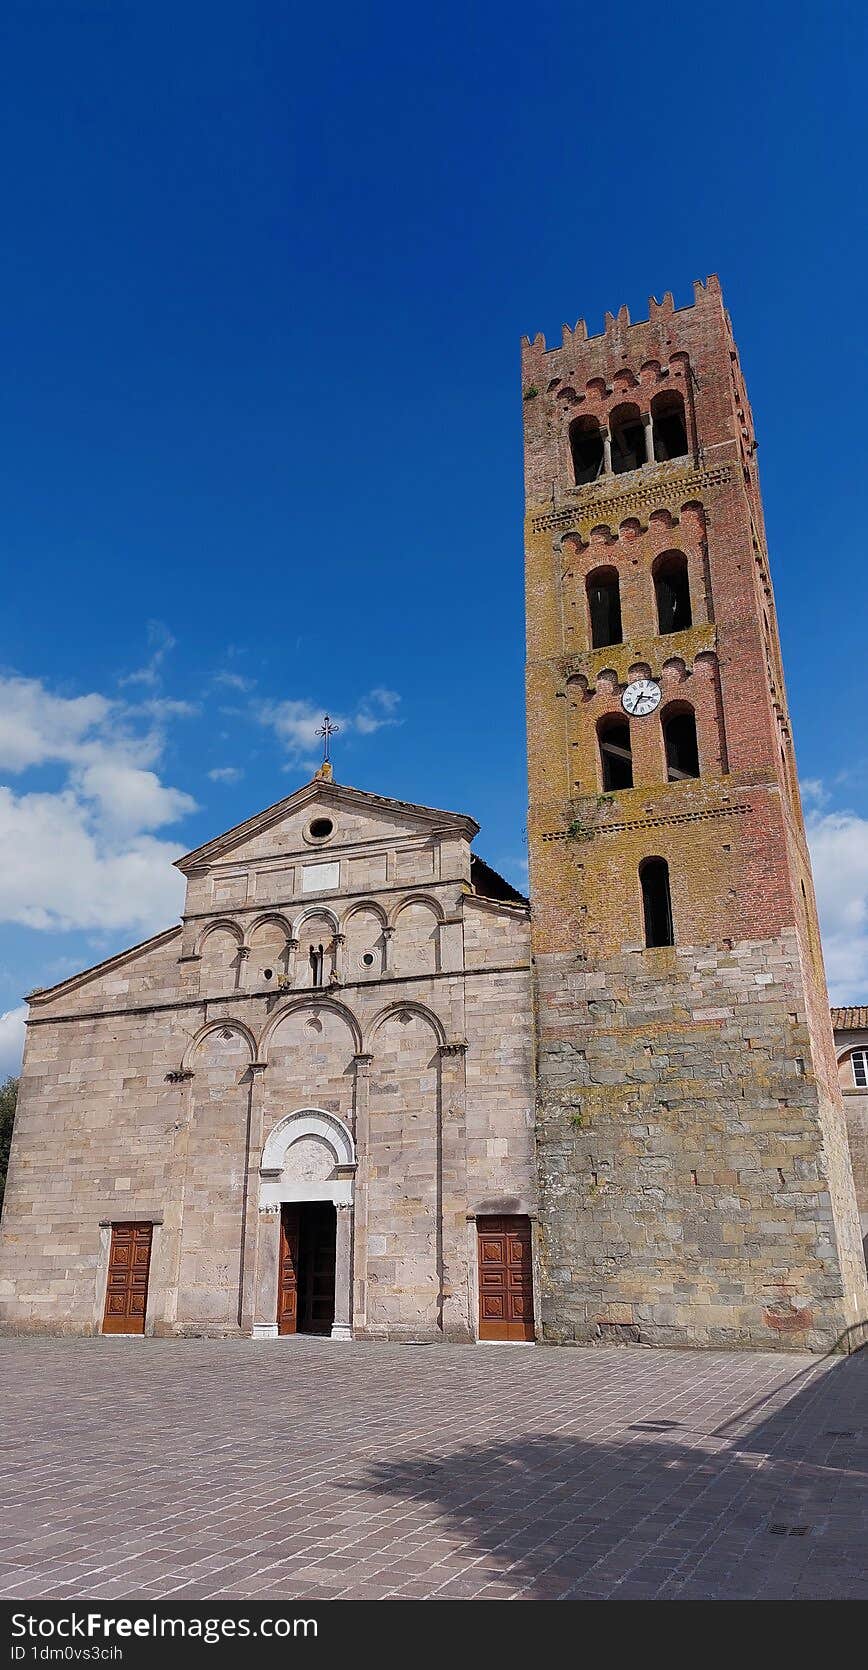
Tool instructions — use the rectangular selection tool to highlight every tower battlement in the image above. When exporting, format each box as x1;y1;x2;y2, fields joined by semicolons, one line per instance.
522;275;724;364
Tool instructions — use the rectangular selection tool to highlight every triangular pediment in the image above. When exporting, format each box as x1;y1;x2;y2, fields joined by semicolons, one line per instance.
175;776;479;874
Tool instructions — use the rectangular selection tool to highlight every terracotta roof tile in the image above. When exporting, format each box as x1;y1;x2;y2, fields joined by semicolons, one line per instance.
830;1006;868;1031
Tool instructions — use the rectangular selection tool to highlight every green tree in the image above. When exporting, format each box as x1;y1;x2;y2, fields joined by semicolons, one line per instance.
0;1076;18;1213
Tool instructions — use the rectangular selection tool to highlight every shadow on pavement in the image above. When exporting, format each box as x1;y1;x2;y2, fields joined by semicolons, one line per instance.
350;1349;868;1599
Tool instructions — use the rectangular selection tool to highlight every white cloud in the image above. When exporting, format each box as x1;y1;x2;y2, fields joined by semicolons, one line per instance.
0;788;187;932
119;621;176;689
800;778;829;809
0;673;194;935
72;762;196;833
806;803;868;1003
257;690;402;760
0;1006;26;1077
214;671;256;693
208;766;243;783
0;677;111;771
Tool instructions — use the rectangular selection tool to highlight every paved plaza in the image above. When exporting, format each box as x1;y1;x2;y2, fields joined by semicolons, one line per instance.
0;1336;866;1601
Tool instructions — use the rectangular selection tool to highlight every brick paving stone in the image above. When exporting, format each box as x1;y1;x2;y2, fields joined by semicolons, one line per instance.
0;1335;866;1599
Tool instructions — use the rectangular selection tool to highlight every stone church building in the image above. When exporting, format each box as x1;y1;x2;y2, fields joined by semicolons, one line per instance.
2;275;867;1351
0;772;536;1342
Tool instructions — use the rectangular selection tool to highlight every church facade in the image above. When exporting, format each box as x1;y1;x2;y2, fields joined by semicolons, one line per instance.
0;775;535;1340
1;275;866;1350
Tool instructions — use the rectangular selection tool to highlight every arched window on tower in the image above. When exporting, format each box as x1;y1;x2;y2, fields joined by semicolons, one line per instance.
662;706;700;780
654;550;692;634
640;858;674;947
651;390;689;461
610;402;646;474
598;716;633;791
586;566;623;649
569;416;604;485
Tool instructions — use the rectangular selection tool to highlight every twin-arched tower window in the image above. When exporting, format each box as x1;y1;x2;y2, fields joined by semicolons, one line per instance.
597;705;700;791
586;550;692;649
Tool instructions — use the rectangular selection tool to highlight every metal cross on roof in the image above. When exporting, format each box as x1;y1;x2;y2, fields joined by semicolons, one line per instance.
315;713;340;763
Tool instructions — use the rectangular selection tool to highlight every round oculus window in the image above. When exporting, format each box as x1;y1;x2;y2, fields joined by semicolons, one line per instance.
362;953;375;966
308;817;334;841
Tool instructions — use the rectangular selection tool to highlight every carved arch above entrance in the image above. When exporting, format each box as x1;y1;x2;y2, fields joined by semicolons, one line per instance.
260;1107;356;1175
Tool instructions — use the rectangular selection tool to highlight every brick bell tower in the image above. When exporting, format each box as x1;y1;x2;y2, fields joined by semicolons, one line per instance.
523;276;867;1352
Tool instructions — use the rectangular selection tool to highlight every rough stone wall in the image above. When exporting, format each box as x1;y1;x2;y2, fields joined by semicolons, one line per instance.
536;938;860;1350
524;279;868;1351
0;1003;190;1334
0;786;535;1340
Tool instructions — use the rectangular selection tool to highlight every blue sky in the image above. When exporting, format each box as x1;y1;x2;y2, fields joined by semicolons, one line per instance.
1;1;867;1068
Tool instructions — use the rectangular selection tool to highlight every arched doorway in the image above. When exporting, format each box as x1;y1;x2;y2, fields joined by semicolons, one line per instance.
253;1110;356;1341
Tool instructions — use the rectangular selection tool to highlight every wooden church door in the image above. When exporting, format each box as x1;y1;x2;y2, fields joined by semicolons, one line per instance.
278;1204;301;1334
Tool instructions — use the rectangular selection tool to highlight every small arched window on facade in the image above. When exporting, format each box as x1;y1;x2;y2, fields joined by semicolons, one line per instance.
569;416;605;485
598;716;633;791
662;706;700;780
654;550;692;634
850;1049;868;1089
610;402;646;475
651;390;689;460
640;857;674;947
309;943;325;987
587;566;623;649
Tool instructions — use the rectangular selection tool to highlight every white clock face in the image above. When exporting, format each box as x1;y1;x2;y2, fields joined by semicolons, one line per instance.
622;678;661;717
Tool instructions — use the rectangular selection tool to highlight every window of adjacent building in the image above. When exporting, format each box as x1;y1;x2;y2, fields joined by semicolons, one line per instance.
640;857;674;947
569;416;604;485
654;550;692;634
663;707;700;780
651;390;689;460
610;402;646;474
587;567;623;649
598;717;633;791
851;1049;868;1089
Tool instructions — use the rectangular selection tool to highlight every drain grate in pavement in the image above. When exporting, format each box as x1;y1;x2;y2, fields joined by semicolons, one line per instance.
824;1429;856;1438
768;1524;811;1536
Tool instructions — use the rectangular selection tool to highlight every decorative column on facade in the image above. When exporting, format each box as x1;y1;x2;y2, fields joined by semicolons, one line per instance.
286;936;299;987
236;943;250;992
251;1202;281;1339
332;1202;353;1340
351;1051;373;1334
437;1040;472;1342
332;932;345;983
240;1059;268;1334
643;409;655;466
158;1069;197;1333
381;925;394;975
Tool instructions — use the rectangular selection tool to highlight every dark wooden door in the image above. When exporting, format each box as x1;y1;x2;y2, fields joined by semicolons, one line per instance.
102;1222;152;1334
297;1203;336;1335
278;1204;301;1335
477;1215;534;1341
